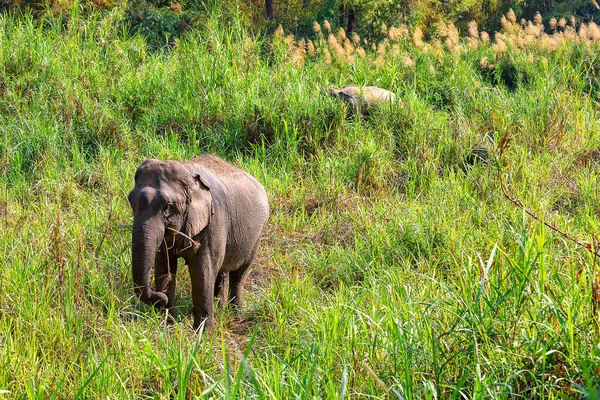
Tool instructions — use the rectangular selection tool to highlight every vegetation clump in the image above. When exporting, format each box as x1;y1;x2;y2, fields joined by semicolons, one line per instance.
1;3;600;398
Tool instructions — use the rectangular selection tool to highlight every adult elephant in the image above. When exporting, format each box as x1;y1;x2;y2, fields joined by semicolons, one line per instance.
128;155;269;330
327;86;397;114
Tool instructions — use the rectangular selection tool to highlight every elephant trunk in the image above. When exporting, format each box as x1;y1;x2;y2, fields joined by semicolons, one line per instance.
131;215;168;309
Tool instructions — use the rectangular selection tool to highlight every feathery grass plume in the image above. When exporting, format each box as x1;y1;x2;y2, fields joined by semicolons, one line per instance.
514;35;525;48
323;48;332;63
430;38;442;49
291;40;306;67
356;46;366;57
351;32;360;45
480;31;490;43
479;57;489;69
380;23;387;36
337;28;347;43
275;24;284;39
437;21;448;38
540;34;560;51
307;39;316;56
563;24;577;40
402;54;416;69
413;27;424;48
479;57;496;71
371;43;377;51
375;42;386;66
429;64;436;74
392;44;401;57
398;24;409;37
588;22;600;41
388;26;400;41
519;34;531;47
468;21;479;39
533;12;542;25
569;15;576;27
323;20;331;33
500;15;509;30
579;24;589;42
285;34;296;52
549;17;557;30
297;38;306;50
343;39;355;57
327;33;346;60
507;8;517;23
445;22;460;51
525;21;543;38
558;17;566;28
492;33;507;55
313;21;321;34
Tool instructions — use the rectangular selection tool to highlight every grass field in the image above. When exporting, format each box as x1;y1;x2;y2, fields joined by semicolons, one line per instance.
1;3;600;398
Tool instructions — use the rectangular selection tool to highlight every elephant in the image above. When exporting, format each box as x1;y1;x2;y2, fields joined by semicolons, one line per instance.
128;155;270;329
327;86;397;114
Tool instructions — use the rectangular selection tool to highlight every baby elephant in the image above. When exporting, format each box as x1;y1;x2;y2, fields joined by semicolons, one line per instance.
128;155;269;329
327;86;397;114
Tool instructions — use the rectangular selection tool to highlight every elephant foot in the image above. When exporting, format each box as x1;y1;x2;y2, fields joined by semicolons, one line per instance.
193;316;215;332
165;309;177;325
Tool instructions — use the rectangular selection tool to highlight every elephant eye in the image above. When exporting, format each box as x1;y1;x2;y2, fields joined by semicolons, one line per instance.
164;202;173;215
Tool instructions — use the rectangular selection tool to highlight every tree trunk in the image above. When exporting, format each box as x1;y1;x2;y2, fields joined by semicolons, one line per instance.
347;7;355;34
265;0;274;19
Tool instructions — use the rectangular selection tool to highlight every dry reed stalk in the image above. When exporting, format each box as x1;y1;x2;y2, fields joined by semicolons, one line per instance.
274;24;284;39
380;23;387;36
413;27;424;48
307;40;315;56
323;48;332;64
507;8;517;24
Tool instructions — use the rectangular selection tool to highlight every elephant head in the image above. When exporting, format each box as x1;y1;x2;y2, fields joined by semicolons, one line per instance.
128;159;212;308
327;87;360;111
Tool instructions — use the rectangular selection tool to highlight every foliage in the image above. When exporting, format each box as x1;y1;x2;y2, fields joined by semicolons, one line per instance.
1;4;600;398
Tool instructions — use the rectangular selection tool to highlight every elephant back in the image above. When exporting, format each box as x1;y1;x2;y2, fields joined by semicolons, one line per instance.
189;155;269;216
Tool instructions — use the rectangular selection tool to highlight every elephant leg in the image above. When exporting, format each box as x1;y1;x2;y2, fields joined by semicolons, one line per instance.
189;255;218;330
229;245;260;308
228;260;254;309
214;272;226;306
154;246;178;318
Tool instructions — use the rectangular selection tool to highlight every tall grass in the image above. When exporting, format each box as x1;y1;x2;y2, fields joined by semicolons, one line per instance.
1;3;600;398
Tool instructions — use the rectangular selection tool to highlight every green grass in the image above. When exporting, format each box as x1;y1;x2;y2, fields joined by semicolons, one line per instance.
1;3;600;398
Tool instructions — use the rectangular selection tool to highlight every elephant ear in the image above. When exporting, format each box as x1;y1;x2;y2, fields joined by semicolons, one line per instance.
327;88;341;98
184;167;213;244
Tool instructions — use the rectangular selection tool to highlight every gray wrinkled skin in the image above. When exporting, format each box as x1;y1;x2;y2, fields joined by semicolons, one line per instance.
327;86;397;113
128;155;269;330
